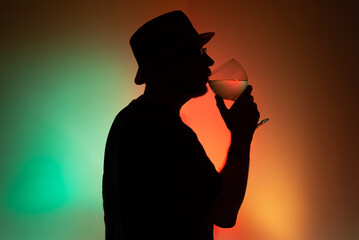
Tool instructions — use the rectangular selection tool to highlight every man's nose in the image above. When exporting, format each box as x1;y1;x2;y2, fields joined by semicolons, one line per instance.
205;54;214;67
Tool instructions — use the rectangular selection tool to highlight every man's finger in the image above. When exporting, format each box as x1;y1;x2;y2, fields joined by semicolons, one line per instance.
215;95;228;117
232;85;253;109
240;85;253;99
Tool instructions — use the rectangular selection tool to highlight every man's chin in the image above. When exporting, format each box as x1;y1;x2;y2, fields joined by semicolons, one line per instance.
189;85;208;98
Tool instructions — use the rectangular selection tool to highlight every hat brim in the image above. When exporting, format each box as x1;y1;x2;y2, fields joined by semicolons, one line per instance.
135;32;215;85
198;32;215;46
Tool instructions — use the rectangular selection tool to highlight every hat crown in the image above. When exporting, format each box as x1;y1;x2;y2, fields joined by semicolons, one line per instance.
130;11;198;70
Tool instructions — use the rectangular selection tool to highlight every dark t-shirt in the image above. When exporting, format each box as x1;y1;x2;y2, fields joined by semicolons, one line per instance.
102;100;221;240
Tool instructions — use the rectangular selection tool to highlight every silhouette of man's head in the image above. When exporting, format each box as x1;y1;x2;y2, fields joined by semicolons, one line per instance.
130;10;214;98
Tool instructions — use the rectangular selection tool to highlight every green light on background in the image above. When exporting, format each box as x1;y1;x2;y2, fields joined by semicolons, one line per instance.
0;42;137;239
6;156;67;213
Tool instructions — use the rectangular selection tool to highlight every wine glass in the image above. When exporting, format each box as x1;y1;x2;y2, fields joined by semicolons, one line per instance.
209;58;269;127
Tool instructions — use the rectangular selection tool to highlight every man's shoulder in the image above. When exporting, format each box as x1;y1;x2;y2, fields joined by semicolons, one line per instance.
111;100;183;138
117;100;179;125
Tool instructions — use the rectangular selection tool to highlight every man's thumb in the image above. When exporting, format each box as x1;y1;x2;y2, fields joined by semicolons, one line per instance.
215;95;227;116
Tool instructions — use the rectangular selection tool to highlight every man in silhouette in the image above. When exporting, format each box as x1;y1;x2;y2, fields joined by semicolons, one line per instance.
102;11;260;240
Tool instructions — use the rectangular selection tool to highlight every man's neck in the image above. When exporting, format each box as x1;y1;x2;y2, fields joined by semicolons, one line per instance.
136;86;191;114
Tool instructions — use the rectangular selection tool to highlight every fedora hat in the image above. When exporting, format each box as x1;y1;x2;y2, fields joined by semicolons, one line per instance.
130;10;214;85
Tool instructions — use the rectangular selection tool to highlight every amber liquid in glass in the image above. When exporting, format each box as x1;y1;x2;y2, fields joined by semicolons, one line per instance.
208;79;248;101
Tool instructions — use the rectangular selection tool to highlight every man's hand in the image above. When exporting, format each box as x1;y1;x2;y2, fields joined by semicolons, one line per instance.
215;85;260;141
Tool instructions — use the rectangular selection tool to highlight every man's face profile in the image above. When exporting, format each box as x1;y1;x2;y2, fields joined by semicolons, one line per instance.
151;42;214;99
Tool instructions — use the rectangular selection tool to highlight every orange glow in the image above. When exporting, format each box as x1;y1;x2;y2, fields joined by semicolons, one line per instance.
181;1;358;239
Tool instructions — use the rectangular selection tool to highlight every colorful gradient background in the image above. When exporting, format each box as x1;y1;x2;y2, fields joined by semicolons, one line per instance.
1;1;358;239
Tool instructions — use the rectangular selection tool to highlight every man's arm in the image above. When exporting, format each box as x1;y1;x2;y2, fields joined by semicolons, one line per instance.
208;86;260;228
